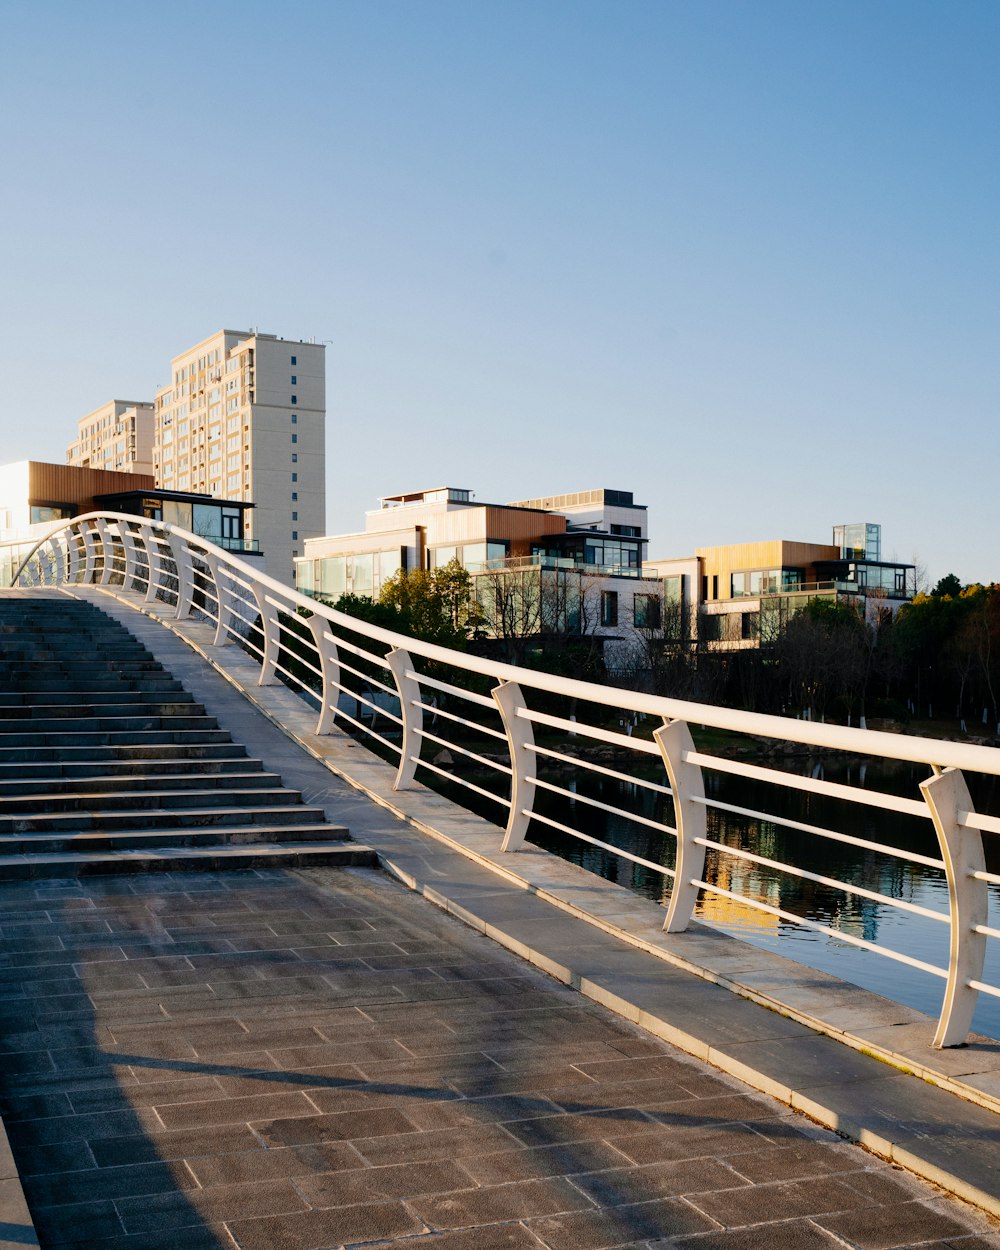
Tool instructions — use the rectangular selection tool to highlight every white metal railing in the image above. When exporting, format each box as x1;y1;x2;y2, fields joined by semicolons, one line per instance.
7;512;1000;1048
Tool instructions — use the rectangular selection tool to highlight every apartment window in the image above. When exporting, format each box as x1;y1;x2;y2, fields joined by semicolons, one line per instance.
292;472;298;482
601;591;618;627
291;413;297;424
291;453;298;462
634;594;661;629
290;355;296;365
291;395;297;405
292;531;298;541
292;511;298;521
291;375;297;385
291;434;297;443
291;491;298;501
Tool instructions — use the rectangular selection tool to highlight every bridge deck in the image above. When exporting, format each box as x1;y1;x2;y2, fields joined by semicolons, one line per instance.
0;865;996;1250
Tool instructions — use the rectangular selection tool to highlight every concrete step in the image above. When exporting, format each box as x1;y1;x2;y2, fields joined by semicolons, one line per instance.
0;769;276;796
0;712;216;734
0;785;305;815
0;678;186;694
0;842;377;879
0;804;328;834
0;700;203;721
0;729;234;751
0;823;351;855
0;742;251;765
0;690;195;707
0;594;363;881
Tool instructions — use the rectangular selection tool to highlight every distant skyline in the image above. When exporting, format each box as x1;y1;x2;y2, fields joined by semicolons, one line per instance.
1;1;997;585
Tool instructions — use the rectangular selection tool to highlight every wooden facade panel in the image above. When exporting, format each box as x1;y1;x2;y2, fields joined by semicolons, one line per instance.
27;463;155;513
696;539;840;600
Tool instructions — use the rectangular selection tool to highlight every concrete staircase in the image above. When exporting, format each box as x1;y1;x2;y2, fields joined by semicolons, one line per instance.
0;594;376;876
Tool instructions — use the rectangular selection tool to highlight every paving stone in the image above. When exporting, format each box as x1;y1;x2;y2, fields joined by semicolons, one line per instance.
185;1140;364;1186
815;1199;985;1248
29;1197;124;1245
669;1220;846;1248
361;1227;543;1250
116;1176;308;1234
525;1196;719;1248
414;1174;595;1228
254;1105;420;1147
459;1138;636;1184
571;1156;751;1206
153;1088;318;1129
225;1199;423;1250
296;1158;474;1208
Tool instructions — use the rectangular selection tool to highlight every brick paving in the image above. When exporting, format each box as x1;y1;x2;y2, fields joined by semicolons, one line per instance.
0;866;997;1250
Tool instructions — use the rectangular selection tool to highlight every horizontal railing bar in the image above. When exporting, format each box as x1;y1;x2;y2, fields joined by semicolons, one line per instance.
529;809;677;877
694;882;949;977
968;980;1000;999
312;627;392;670
960;810;1000;835
692;795;946;870
412;699;509;742
415;757;508;806
405;669;498;710
338;687;403;726
331;655;399;698
973;871;1000;886
528;743;674;796
973;924;1000;940
694;838;949;922
414;726;512;774
326;701;401;751
686;751;931;820
529;775;678;837
521;708;661;756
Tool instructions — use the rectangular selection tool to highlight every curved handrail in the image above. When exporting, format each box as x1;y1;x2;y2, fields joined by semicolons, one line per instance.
6;510;1000;1048
9;511;1000;775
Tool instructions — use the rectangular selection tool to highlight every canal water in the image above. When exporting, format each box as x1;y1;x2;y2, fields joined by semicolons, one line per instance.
522;747;1000;1041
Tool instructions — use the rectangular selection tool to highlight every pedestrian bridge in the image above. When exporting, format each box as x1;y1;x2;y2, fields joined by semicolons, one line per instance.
5;513;1000;1242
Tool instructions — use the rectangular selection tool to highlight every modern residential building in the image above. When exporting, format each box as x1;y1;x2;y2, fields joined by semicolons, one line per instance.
650;523;916;651
66;401;155;475
153;330;325;583
296;486;664;673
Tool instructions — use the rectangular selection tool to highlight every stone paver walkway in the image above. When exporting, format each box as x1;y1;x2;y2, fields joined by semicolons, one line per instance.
1;866;998;1250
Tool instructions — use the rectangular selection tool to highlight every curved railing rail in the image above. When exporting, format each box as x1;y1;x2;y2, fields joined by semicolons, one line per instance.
8;512;1000;1048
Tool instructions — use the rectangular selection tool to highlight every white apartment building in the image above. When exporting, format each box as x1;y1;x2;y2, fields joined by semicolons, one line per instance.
153;330;325;582
66;401;155;476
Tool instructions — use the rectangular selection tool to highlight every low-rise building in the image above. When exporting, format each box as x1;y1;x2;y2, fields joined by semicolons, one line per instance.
650;523;916;651
296;486;664;673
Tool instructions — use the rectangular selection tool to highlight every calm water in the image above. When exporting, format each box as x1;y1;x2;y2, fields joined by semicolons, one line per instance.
523;749;1000;1041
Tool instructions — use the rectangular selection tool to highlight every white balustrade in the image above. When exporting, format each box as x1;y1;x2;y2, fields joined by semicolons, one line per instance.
6;511;1000;1048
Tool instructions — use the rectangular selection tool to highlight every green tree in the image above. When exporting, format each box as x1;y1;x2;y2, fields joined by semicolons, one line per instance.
932;573;962;598
376;558;480;649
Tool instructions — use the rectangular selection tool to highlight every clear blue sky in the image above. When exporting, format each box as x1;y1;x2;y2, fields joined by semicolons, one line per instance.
1;0;997;585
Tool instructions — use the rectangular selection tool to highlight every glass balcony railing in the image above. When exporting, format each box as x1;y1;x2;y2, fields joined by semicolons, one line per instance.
465;554;656;580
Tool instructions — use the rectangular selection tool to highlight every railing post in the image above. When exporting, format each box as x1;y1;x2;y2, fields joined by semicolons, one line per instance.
121;524;142;591
167;532;194;619
66;527;82;584
921;767;987;1048
306;614;341;734
48;535;66;586
492;680;535;852
81;523;99;585
202;552;231;646
387;648;422;790
654;718;707;933
140;525;163;602
252;585;281;685
94;517;115;586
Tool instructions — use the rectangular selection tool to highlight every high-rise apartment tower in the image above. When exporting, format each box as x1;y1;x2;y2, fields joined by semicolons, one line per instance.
67;401;155;476
153;330;325;581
